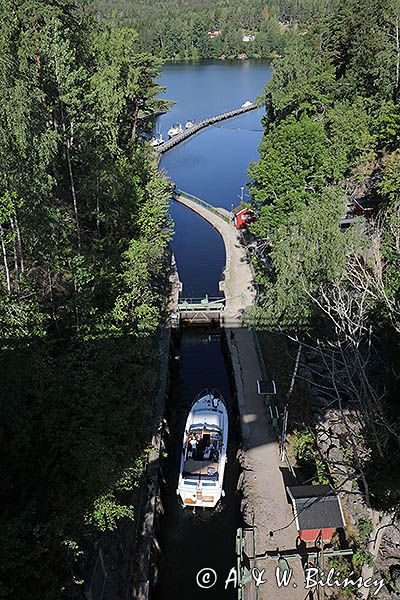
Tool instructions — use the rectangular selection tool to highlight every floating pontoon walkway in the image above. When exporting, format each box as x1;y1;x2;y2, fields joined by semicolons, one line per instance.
158;102;257;154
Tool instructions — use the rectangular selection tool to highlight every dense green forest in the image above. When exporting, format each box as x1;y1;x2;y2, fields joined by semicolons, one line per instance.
92;0;335;60
2;0;400;596
0;1;173;598
248;0;400;555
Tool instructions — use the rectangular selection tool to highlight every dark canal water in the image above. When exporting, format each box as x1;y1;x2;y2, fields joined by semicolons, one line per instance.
151;60;272;600
152;330;240;600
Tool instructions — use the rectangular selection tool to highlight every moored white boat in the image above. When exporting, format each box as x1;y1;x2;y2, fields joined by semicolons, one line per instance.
185;119;195;129
167;123;183;137
177;389;228;508
241;100;253;108
149;133;164;146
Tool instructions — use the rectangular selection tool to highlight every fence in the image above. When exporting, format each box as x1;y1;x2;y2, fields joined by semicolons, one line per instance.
85;549;107;600
176;189;231;223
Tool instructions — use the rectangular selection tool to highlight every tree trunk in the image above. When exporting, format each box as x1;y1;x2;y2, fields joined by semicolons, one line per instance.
13;211;24;274
73;276;80;331
131;103;140;143
10;218;20;292
48;268;57;324
66;123;81;250
96;174;100;238
0;224;11;292
395;15;400;103
61;106;81;251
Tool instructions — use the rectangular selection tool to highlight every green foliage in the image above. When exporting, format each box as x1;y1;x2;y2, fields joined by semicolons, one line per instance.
86;492;135;532
92;0;336;60
291;430;330;484
352;548;374;568
328;0;398;101
372;102;400;150
379;152;400;204
0;1;173;598
248;190;362;328
292;430;315;461
249;115;332;236
327;557;355;597
248;0;399;332
357;519;373;541
264;37;336;121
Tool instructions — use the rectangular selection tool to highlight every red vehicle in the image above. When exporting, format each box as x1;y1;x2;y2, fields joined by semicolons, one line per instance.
232;205;255;230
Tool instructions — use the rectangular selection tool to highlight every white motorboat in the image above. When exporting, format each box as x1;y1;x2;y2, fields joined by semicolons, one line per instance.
177;389;228;508
185;119;195;129
167;123;183;137
241;100;253;108
149;133;164;147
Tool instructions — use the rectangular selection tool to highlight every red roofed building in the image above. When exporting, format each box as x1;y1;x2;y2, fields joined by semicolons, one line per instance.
287;484;345;545
232;205;254;230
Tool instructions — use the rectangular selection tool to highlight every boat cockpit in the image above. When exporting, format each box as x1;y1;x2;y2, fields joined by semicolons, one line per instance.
182;426;222;480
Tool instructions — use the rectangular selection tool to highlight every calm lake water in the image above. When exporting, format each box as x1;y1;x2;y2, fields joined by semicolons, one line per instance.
158;59;272;297
152;60;272;600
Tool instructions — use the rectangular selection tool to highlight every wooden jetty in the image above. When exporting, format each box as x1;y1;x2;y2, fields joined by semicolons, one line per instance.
158;102;257;154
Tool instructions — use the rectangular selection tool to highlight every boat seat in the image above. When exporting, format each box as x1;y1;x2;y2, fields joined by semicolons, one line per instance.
183;459;219;475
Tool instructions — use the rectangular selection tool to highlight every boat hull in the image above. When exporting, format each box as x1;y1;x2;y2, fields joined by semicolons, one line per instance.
177;390;228;508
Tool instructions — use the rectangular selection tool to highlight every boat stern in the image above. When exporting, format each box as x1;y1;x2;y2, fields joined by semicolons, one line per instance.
178;486;221;508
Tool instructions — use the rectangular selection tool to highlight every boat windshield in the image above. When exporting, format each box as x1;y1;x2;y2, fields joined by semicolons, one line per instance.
189;424;221;433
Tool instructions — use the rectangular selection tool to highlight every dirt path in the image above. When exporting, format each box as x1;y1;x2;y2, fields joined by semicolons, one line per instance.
226;328;305;600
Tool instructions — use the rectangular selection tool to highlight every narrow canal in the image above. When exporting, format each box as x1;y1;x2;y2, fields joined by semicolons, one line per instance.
152;330;240;599
151;60;272;598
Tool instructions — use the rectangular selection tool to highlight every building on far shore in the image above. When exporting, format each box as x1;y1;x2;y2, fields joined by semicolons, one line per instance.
242;33;256;42
207;30;221;38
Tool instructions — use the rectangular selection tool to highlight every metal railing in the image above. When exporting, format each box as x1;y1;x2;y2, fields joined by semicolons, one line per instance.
178;295;225;305
175;189;231;223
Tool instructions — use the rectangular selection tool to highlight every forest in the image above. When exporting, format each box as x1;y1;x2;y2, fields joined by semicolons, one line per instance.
0;1;173;598
93;0;335;60
248;0;400;585
1;0;400;597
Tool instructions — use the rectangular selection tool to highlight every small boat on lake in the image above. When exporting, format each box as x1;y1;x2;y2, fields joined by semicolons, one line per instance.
149;133;164;147
167;123;184;137
241;100;253;108
185;119;195;129
177;389;228;508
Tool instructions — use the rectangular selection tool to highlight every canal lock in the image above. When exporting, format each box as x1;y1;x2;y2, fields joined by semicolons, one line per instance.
150;326;246;600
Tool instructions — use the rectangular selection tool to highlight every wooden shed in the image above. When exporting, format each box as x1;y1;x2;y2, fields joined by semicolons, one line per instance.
232;205;254;230
353;197;376;217
287;484;345;544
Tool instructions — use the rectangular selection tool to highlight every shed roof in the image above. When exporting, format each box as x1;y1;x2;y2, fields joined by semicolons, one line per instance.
287;485;345;531
232;204;252;215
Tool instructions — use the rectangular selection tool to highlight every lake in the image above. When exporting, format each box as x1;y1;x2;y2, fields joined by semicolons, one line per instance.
158;59;272;297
